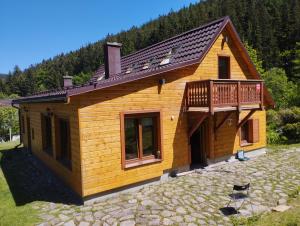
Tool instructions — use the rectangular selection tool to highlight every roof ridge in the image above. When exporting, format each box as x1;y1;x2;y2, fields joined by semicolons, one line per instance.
121;16;229;60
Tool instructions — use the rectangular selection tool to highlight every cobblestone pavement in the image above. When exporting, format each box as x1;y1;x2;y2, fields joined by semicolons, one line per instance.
35;148;300;226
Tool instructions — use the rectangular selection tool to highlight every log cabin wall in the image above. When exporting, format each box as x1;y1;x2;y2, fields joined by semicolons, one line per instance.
19;103;83;196
73;27;267;197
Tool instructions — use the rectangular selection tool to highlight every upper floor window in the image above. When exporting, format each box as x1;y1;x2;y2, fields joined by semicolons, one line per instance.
121;111;162;169
218;56;230;79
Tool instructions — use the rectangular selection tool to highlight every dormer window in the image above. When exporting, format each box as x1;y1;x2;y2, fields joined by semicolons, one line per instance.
160;46;180;66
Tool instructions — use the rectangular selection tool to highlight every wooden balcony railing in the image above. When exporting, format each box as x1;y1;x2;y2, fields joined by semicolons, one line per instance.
186;79;264;113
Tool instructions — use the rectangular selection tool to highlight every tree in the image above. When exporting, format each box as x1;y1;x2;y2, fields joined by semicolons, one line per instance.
0;107;19;141
262;68;297;109
244;41;265;75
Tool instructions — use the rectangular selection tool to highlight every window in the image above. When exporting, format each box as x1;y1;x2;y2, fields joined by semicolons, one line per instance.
41;115;53;156
218;56;230;79
160;46;180;66
121;111;162;168
56;118;72;169
240;121;249;144
240;119;259;146
21;115;25;134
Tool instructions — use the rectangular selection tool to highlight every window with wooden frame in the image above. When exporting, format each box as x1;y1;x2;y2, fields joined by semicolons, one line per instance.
55;117;72;170
240;119;259;146
41;114;53;156
218;56;230;79
121;111;162;169
21;115;25;134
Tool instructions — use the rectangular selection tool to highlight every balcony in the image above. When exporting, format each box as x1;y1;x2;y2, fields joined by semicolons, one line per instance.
186;79;264;114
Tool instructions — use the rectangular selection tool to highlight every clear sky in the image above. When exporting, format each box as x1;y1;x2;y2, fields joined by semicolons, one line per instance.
0;0;199;74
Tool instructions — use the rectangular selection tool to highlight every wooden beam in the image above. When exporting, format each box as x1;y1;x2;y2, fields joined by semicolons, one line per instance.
208;80;214;115
214;111;233;134
237;109;256;129
189;114;208;138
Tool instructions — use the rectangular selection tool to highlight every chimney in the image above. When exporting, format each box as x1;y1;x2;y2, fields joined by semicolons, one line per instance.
104;42;122;78
63;73;73;88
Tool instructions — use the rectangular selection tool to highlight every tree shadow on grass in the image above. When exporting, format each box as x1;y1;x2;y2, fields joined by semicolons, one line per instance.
0;146;82;206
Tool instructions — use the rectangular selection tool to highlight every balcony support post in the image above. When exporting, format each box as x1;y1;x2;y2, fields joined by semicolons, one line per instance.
260;81;264;110
237;109;256;129
208;80;214;115
214;111;233;134
237;81;241;112
188;113;208;139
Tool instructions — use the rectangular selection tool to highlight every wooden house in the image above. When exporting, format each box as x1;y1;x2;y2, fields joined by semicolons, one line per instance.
12;17;274;198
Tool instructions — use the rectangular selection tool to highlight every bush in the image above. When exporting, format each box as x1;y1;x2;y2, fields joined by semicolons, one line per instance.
267;107;300;144
282;122;300;143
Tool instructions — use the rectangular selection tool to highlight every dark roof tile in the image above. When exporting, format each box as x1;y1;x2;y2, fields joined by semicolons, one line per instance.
13;16;229;104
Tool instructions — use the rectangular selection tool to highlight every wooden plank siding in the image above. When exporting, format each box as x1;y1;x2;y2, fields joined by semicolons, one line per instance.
20;27;267;197
19;103;83;196
73;28;267;197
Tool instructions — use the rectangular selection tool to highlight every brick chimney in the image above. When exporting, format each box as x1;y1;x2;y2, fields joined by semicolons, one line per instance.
104;42;122;78
63;73;73;88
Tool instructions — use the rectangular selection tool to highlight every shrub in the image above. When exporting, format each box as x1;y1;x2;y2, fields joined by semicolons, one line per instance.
267;107;300;144
282;122;300;143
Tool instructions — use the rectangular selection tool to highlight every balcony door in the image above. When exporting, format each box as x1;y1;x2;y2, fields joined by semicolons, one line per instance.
218;56;230;79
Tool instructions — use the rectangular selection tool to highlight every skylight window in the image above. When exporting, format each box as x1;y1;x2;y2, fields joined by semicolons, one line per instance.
142;62;150;70
142;58;154;70
97;72;105;81
125;67;132;74
159;46;180;66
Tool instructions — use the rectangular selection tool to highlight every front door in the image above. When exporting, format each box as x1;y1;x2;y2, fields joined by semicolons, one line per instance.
190;119;208;168
26;117;32;151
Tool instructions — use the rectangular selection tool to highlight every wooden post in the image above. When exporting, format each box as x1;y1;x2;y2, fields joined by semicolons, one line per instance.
237;81;241;112
208;80;214;115
208;116;215;161
260;81;264;110
186;83;189;110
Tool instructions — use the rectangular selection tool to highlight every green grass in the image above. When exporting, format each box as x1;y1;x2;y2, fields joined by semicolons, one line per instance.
0;141;39;226
231;188;300;226
0;140;22;151
267;143;300;152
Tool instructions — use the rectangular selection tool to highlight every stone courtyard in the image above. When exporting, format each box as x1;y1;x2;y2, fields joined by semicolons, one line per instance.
32;147;300;226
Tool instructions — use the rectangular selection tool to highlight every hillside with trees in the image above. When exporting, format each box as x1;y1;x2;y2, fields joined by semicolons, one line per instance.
0;0;299;144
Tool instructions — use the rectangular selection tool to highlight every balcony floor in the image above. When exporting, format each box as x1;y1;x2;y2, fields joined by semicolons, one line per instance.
187;104;261;113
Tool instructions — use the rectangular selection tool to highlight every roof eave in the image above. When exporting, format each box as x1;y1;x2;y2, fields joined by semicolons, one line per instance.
12;95;68;105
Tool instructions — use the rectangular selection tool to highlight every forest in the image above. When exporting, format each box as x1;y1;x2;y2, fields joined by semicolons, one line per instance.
0;0;299;143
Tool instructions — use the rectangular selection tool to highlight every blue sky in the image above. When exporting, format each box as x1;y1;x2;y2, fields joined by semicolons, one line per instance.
0;0;199;74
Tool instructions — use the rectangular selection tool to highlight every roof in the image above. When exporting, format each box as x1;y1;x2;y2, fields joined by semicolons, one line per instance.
0;99;12;107
13;17;228;104
12;16;274;107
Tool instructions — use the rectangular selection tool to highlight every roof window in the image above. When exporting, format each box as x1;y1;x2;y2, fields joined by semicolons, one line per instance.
97;72;105;81
159;46;180;66
142;58;154;70
125;66;133;74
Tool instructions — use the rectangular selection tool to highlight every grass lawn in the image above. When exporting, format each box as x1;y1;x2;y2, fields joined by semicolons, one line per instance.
0;141;39;226
232;188;300;226
231;142;300;226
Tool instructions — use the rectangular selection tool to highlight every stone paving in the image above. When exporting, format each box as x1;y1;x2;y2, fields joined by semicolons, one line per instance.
34;148;300;226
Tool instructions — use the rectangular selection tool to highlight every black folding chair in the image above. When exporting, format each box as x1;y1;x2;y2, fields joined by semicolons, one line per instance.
227;183;254;213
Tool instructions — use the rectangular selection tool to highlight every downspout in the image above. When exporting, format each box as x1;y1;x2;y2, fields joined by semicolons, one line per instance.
11;102;22;144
